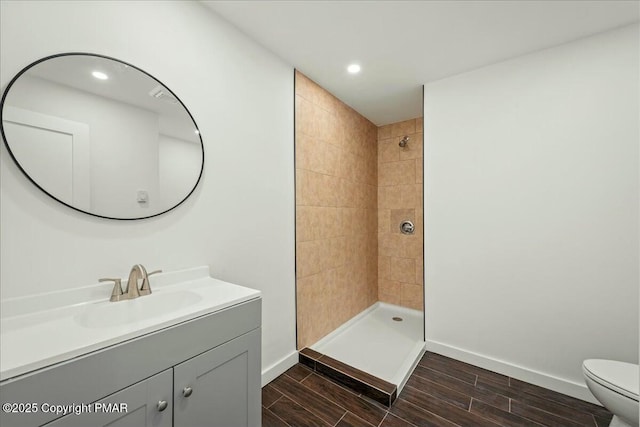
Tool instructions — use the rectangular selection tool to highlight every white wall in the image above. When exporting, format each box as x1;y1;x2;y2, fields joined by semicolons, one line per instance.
0;0;296;382
424;24;639;402
159;135;202;208
10;75;161;217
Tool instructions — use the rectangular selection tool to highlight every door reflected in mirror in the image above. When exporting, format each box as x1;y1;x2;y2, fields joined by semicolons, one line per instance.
1;53;204;219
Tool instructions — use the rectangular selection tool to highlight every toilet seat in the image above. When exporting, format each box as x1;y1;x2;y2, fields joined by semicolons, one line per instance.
583;359;639;402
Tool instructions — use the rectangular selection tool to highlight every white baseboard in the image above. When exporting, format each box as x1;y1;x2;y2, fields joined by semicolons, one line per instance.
425;339;600;405
261;350;299;387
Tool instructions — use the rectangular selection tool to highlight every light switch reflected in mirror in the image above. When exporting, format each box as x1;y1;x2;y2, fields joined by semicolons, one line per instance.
0;53;204;219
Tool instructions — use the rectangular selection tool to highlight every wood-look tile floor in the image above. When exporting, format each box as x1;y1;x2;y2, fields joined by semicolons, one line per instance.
262;351;612;427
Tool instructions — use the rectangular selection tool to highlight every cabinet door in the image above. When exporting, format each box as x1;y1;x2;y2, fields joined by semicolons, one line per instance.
173;328;261;427
44;369;172;427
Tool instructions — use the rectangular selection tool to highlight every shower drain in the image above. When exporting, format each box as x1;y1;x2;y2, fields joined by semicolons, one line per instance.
392;316;403;322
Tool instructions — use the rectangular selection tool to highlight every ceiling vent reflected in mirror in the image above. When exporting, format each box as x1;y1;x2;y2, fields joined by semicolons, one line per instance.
149;85;179;104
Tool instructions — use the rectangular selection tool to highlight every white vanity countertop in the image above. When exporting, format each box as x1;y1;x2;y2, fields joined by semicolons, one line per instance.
0;266;260;381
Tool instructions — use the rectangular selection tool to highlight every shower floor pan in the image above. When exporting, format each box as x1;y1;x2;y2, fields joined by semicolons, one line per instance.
300;302;425;406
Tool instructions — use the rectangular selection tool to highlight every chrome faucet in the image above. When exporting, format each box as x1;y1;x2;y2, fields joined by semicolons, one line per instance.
100;265;162;302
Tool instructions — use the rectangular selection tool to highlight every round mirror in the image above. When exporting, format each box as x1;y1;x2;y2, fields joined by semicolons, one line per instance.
1;53;204;219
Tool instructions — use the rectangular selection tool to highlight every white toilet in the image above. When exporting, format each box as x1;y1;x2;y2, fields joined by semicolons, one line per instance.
583;359;639;427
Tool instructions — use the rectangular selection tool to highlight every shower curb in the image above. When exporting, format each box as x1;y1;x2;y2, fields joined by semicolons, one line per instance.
299;347;397;407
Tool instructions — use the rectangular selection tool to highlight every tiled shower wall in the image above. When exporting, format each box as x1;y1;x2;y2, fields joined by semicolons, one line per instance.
377;119;424;310
295;71;378;349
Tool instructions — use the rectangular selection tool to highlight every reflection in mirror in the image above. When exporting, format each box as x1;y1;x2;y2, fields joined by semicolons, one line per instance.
1;53;204;219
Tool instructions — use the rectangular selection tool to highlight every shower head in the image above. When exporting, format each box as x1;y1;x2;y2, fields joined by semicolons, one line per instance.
399;136;409;148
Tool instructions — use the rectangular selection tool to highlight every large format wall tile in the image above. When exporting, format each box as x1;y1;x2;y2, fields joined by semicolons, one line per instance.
295;71;378;349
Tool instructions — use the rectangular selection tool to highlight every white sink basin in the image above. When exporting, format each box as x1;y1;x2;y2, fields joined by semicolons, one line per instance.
0;266;260;381
75;290;202;328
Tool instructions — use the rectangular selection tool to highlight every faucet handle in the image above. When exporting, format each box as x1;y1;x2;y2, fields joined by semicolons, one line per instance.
140;269;162;296
99;278;124;302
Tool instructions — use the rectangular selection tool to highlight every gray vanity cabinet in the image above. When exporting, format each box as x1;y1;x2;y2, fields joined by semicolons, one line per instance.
44;329;261;427
45;369;173;427
173;329;261;427
0;298;261;427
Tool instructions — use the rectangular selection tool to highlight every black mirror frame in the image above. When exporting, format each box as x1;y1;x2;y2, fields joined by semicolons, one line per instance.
0;52;205;220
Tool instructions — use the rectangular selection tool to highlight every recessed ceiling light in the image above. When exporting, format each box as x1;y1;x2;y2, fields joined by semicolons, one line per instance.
92;71;109;80
347;64;361;74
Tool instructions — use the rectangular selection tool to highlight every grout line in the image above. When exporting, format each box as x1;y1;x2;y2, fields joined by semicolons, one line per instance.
429;353;507;378
400;398;459;427
283;371;304;383
270;382;336;420
298;371;315;384
384;407;422;427
298;370;313;383
412;368;519;418
273;371;359;422
509;380;610;416
267;395;283;409
377;412;389;427
264;403;293;427
509;385;600;422
413;364;476;387
408;373;469;402
333;412;347;427
404;383;474;418
511;396;592;427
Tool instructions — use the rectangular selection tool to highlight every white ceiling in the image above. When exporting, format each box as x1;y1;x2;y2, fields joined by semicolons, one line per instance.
203;1;639;126
25;56;200;142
